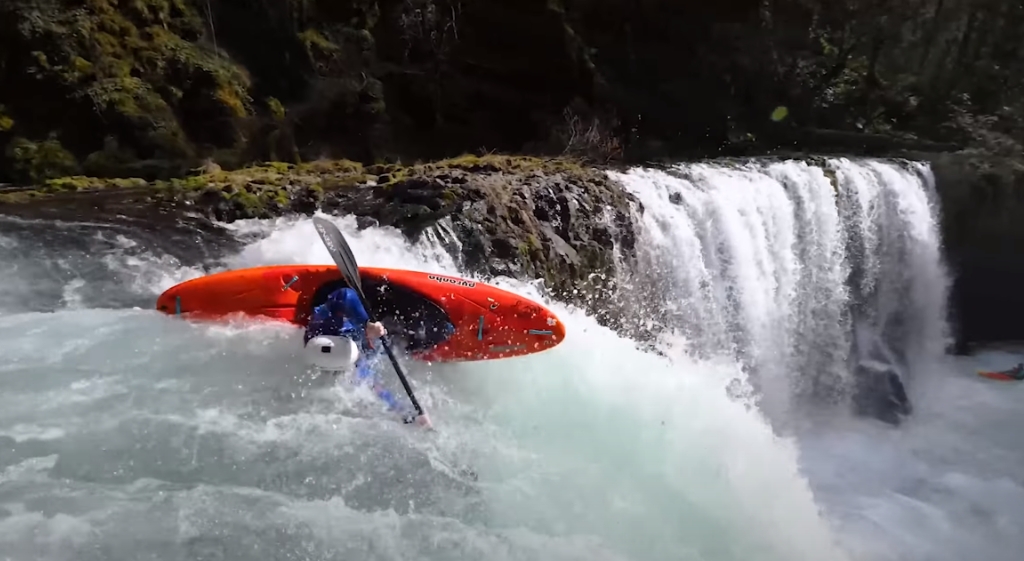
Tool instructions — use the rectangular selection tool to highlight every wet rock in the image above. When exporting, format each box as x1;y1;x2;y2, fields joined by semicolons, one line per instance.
918;151;1024;351
0;154;641;346
852;362;912;426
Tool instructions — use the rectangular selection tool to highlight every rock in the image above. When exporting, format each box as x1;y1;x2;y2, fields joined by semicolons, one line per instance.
371;162;632;322
147;155;638;325
355;216;379;230
916;151;1024;350
541;225;580;266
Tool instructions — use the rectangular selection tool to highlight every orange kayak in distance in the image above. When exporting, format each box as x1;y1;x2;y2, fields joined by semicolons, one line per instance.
155;265;566;363
977;367;1024;382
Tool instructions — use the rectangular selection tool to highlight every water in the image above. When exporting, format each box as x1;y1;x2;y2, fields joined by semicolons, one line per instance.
0;159;1021;561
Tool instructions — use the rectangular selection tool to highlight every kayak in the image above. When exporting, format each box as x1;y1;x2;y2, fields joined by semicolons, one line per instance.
155;265;565;362
977;368;1023;382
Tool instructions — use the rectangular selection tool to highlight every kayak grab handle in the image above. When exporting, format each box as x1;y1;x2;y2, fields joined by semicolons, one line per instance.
528;329;553;336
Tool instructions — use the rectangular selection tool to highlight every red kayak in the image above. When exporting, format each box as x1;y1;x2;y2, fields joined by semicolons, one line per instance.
977;365;1024;381
155;265;566;363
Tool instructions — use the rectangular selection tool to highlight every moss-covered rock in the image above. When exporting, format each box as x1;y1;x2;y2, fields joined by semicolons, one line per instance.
0;0;254;183
4;135;81;184
0;153;640;323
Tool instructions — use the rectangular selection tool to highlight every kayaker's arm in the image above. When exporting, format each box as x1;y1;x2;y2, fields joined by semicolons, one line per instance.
340;287;386;341
340;287;370;325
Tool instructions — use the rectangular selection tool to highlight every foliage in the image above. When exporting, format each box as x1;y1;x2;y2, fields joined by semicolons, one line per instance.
4;135;80;184
756;0;1024;153
3;0;1024;185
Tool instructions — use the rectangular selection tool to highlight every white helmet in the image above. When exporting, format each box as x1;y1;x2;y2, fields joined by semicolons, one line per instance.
303;335;360;371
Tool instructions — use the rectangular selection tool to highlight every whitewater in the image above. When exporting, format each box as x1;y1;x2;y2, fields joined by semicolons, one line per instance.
1;158;1022;561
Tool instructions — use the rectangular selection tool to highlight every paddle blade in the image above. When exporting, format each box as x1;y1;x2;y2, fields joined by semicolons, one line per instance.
312;216;364;299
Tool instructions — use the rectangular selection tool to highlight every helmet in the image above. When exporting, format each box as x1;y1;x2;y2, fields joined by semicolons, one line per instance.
304;335;360;370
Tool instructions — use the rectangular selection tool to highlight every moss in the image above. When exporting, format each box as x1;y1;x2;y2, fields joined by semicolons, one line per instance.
0;173;148;203
266;97;286;121
2;0;254;168
299;29;340;55
295;159;364;175
518;241;531;257
376;167;413;187
4;136;81;184
0;155;596;230
0;106;14;132
44;176;148;191
228;188;262;211
430;153;589;176
169;174;215;191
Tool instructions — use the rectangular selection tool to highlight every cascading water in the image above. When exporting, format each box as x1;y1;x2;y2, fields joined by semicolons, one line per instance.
1;158;1022;561
610;159;950;428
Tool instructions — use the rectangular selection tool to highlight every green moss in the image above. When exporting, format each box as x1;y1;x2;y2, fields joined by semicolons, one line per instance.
44;176;148;191
299;29;340;54
169;174;215;191
266;97;286;121
0;172;148;203
0;106;14;132
4;136;80;184
228;189;262;211
518;242;531;257
266;161;294;174
6;0;253;163
376;167;412;187
0;155;595;228
295;159;365;176
431;153;588;176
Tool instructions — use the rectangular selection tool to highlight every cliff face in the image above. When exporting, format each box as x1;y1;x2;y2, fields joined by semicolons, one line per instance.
4;0;1022;184
922;152;1024;350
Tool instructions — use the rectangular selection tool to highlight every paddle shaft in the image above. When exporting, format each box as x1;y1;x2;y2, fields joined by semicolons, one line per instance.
352;290;425;417
312;217;425;419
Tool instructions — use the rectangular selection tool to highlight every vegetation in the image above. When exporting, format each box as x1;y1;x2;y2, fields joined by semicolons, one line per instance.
0;152;591;204
1;0;1022;185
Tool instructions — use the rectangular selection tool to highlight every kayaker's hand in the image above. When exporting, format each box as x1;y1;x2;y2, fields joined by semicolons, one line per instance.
401;412;433;429
366;321;387;340
415;413;433;430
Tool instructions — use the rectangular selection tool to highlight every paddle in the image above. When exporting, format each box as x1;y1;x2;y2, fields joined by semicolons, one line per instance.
312;216;427;423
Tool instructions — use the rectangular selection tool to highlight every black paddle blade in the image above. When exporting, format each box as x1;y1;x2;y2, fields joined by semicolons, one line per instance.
312;216;365;300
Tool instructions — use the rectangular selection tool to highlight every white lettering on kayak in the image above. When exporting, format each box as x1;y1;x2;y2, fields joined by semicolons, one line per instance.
427;274;476;288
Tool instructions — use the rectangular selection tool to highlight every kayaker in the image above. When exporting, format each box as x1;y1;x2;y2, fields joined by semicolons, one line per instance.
304;285;431;428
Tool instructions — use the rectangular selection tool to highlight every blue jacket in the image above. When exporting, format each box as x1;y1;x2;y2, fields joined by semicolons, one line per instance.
305;287;404;413
305;287;371;345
